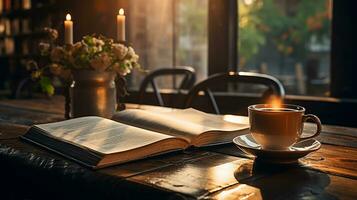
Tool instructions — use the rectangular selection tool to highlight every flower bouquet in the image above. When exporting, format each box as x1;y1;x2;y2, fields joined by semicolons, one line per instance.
27;28;140;118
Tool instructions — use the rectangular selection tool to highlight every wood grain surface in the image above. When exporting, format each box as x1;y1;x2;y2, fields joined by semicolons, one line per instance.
0;97;356;199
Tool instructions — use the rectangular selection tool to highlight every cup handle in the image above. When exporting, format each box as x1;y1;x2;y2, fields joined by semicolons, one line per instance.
299;114;322;141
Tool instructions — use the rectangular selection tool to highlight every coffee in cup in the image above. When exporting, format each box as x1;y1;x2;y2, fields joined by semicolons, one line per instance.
248;104;321;150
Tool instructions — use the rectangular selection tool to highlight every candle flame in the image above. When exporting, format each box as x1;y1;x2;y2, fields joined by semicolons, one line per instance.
66;14;71;21
119;8;124;15
268;96;282;109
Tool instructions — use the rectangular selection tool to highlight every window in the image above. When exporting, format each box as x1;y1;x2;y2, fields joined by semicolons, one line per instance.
238;0;332;96
127;0;208;90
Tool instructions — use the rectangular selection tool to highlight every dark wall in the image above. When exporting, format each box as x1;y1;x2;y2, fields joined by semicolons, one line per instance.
330;0;357;98
60;0;128;43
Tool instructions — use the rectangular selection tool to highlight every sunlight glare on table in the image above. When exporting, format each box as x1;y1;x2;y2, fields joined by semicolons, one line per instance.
223;115;249;125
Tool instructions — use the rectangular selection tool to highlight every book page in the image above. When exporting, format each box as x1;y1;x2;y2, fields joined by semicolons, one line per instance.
35;117;179;154
170;108;249;131
112;108;249;141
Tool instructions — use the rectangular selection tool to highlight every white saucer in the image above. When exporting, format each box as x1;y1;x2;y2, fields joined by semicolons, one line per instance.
233;134;321;164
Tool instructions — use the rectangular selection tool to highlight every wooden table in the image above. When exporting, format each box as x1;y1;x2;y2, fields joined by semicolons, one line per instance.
0;97;357;199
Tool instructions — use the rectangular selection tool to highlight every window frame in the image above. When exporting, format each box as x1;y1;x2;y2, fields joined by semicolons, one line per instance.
330;0;357;98
126;0;357;127
209;0;357;99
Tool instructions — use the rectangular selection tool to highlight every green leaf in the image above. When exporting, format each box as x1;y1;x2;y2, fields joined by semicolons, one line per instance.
39;76;55;96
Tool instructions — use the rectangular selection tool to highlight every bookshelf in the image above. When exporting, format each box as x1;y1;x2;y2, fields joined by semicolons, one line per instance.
0;0;63;97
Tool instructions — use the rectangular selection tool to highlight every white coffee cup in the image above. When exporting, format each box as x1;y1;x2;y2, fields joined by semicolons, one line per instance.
248;104;321;150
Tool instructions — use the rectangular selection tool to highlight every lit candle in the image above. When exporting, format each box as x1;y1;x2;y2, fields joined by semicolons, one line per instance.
0;0;3;13
23;0;31;10
117;8;126;41
64;14;73;44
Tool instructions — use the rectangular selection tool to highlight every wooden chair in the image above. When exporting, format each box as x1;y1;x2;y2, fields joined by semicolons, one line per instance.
139;66;196;106
185;71;285;114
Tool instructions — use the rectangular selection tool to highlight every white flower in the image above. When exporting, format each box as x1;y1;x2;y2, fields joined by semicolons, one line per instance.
93;38;105;46
113;62;131;76
127;47;135;58
92;46;102;53
90;52;112;71
44;27;58;41
39;42;50;55
112;43;128;60
82;43;89;53
131;54;139;63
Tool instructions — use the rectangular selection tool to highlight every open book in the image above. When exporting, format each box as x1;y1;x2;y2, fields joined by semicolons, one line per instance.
21;108;249;169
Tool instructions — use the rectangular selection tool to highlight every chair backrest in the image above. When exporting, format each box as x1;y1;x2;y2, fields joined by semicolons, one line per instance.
139;66;196;106
185;71;285;114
